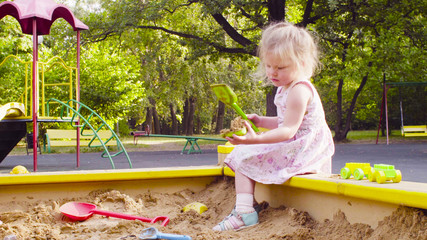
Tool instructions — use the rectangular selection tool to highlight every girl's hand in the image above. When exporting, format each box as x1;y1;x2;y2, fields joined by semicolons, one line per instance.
226;121;258;145
246;114;261;127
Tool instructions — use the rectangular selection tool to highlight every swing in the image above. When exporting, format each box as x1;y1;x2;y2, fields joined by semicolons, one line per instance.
401;125;427;137
376;81;427;144
395;83;427;137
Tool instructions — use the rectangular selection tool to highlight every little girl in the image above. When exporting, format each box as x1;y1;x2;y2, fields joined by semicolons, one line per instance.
213;22;335;231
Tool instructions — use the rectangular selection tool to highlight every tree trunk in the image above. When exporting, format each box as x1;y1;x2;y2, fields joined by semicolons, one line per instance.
186;96;196;135
266;86;278;116
149;98;160;134
183;97;189;135
215;101;225;134
144;106;153;133
334;63;372;142
196;115;201;134
334;78;344;141
264;0;284;116
333;40;350;142
152;108;160;134
267;0;285;22
160;118;169;135
169;103;178;135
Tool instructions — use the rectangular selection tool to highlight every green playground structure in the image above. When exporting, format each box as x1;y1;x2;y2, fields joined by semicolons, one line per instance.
133;133;227;154
46;98;132;169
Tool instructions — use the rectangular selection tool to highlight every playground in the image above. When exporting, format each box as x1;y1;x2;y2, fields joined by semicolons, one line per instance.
0;0;426;239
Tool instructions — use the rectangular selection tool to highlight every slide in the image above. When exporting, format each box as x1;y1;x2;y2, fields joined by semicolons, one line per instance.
0;102;27;163
0;102;25;120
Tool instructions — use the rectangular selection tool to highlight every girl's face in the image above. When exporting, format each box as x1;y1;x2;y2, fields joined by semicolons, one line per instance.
264;53;297;88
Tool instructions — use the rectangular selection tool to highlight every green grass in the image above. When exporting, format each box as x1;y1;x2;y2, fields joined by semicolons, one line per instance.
339;130;426;143
346;130;391;141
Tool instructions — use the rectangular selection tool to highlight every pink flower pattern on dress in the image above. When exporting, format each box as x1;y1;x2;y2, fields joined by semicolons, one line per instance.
224;80;335;184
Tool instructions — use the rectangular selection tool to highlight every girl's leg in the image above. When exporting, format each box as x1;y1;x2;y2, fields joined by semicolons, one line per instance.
235;170;256;194
213;170;258;231
235;170;256;213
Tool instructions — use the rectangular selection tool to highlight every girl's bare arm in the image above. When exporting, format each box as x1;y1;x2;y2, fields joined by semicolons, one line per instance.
247;114;278;130
228;84;312;145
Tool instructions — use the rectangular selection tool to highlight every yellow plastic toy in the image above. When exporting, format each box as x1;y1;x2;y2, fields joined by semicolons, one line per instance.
369;164;402;184
340;162;372;180
182;202;208;214
10;165;30;174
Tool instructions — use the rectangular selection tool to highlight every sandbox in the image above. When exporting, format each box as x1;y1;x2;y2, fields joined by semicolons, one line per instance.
0;164;426;239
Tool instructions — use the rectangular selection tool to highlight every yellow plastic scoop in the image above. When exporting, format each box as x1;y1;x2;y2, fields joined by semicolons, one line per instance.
210;84;259;132
182;202;208;214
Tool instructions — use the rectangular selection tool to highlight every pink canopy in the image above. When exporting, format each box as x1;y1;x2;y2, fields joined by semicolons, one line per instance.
0;0;88;171
0;0;88;35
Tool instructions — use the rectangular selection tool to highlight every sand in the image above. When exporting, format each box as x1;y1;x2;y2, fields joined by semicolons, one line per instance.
220;117;247;138
0;177;426;239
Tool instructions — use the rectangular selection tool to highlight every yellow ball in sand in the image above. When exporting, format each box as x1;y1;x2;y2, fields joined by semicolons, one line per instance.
182;202;208;214
10;165;30;174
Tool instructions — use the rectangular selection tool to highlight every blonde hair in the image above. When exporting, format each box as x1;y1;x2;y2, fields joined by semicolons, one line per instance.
255;22;319;83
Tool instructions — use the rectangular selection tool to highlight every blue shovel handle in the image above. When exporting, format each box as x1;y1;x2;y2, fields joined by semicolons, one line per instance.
139;227;192;240
155;233;192;240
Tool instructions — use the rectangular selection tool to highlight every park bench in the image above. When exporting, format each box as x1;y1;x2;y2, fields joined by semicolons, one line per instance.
401;125;427;137
44;129;116;153
130;126;150;145
132;133;228;154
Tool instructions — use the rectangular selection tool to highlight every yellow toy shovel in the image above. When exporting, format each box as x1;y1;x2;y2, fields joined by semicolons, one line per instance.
210;84;259;132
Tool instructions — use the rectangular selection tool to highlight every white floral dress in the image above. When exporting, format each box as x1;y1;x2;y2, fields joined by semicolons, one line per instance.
224;80;334;184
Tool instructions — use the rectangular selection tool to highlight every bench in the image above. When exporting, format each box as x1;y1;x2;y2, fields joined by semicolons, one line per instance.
401;125;427;137
135;133;228;154
44;129;117;153
130;126;150;145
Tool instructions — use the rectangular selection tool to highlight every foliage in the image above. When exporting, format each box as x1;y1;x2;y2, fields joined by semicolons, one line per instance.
0;16;33;104
0;0;424;141
314;0;426;140
79;41;144;121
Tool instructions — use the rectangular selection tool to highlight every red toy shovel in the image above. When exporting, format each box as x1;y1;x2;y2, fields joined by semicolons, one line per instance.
59;202;170;226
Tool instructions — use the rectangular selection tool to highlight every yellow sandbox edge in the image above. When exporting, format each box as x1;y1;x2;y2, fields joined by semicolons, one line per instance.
223;167;427;210
0;166;223;185
1;165;426;210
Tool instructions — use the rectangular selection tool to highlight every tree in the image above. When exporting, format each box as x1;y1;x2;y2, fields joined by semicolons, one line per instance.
315;0;426;141
83;0;325;116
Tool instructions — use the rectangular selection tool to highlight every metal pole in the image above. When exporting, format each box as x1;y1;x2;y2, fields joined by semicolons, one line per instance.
385;85;390;145
76;30;81;168
376;73;386;144
398;87;404;135
32;18;38;171
376;87;385;144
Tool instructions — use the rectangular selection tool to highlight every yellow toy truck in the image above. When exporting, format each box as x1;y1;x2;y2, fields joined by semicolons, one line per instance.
340;162;372;180
368;164;402;184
